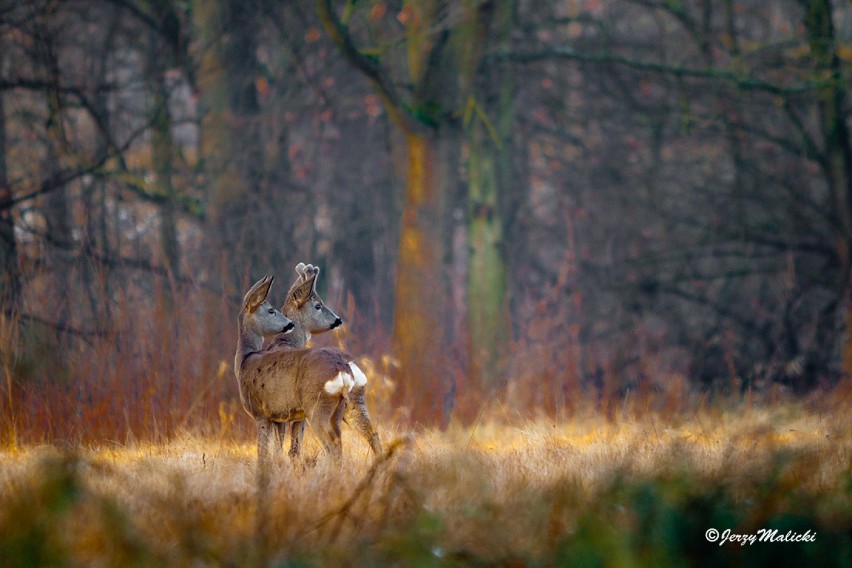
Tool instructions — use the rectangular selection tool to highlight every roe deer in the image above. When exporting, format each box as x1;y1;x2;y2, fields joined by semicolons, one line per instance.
236;275;379;467
234;276;295;467
268;263;382;459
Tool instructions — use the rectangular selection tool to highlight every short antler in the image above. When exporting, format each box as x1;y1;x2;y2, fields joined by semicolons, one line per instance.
294;262;307;281
294;262;319;283
286;263;320;308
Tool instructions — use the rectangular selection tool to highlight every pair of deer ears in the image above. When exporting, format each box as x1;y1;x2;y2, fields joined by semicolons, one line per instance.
286;262;319;308
243;263;320;312
244;275;274;314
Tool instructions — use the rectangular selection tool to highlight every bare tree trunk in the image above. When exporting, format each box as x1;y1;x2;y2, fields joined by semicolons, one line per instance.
31;6;73;334
80;9;120;328
42;146;72;331
0;80;19;309
43;100;72;335
149;57;181;280
197;0;272;287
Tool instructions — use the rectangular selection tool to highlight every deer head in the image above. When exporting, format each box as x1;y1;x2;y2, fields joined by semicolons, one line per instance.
281;263;343;336
241;275;294;339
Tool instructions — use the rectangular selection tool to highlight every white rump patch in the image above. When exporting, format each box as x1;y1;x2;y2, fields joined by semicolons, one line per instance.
324;370;355;395
348;362;368;388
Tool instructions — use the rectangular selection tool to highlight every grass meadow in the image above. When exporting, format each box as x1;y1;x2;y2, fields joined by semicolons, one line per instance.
1;288;850;566
1;395;850;568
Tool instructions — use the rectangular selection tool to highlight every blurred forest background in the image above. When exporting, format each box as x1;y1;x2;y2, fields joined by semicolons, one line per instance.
0;0;850;443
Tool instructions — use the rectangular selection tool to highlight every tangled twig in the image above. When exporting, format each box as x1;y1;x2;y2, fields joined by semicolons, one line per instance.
294;436;411;544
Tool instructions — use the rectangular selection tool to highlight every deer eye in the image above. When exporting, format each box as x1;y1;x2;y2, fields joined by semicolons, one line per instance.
268;308;275;314
314;304;322;310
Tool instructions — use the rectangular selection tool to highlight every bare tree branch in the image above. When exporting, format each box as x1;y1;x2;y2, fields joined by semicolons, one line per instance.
315;0;424;133
495;46;835;95
1;102;159;211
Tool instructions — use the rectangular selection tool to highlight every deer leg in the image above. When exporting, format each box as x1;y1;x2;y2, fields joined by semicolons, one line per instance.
288;421;306;459
308;398;344;462
256;417;276;470
343;387;382;455
328;399;345;461
271;422;288;464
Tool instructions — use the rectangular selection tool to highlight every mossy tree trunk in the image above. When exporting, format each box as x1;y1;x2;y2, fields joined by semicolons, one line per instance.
148;41;181;281
803;0;852;384
391;129;453;424
196;0;265;287
467;119;510;388
318;0;470;426
143;0;192;282
464;0;514;389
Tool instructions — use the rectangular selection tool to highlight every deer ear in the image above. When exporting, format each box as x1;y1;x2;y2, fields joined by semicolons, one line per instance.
288;279;312;307
285;264;309;308
289;264;320;307
244;275;273;314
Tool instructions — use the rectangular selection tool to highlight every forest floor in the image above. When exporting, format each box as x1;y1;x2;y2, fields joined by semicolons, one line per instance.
1;401;850;567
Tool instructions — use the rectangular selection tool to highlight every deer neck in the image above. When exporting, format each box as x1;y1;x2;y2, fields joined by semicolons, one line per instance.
281;306;311;347
287;324;311;347
235;315;264;377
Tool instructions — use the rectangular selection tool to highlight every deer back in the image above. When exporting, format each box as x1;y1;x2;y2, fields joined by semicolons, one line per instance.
238;344;354;422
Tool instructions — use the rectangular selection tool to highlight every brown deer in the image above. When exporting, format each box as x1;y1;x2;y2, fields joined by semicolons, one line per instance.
235;274;380;468
268;263;382;459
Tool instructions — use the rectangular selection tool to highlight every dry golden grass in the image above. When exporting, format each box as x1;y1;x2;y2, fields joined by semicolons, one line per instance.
1;402;850;567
